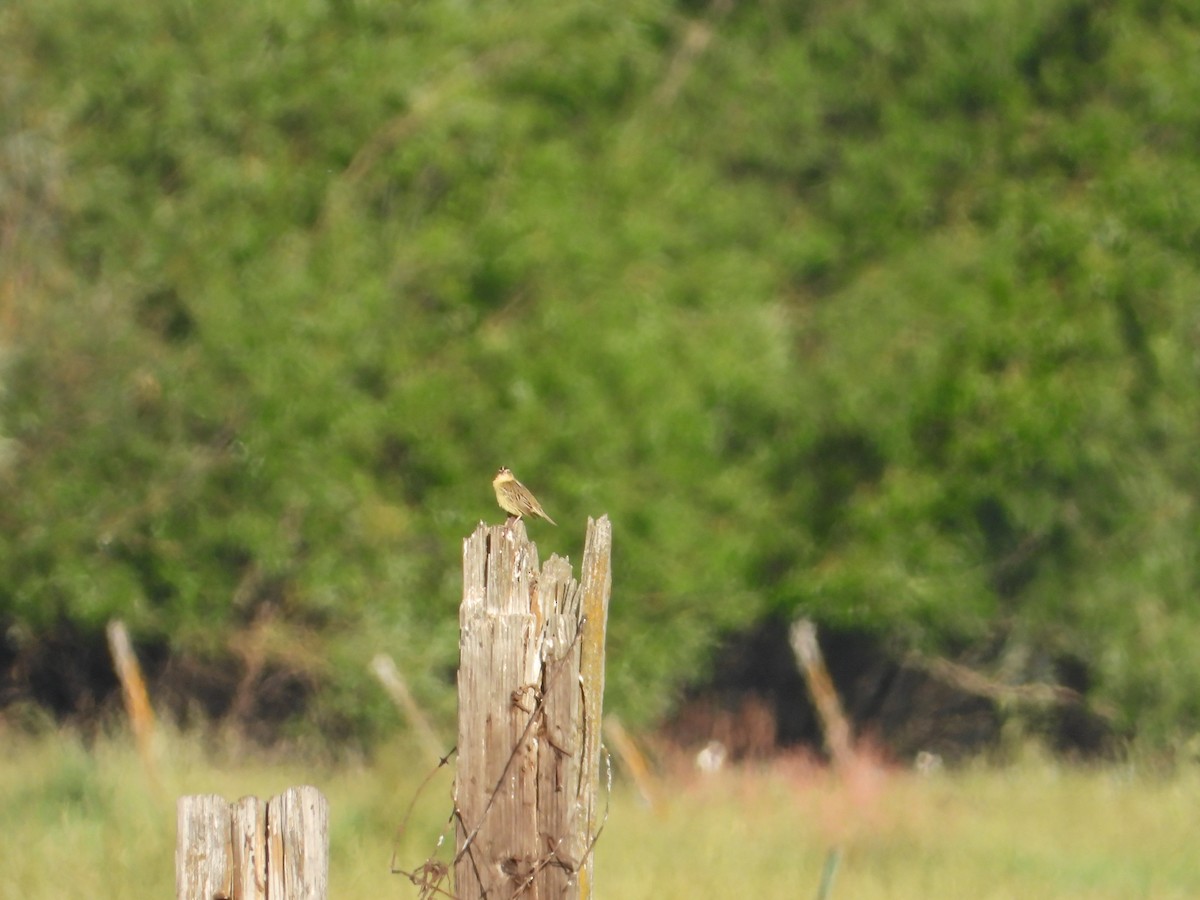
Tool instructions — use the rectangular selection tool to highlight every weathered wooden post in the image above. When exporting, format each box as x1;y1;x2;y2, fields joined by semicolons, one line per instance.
455;515;612;899
175;785;329;900
107;619;161;789
789;619;854;770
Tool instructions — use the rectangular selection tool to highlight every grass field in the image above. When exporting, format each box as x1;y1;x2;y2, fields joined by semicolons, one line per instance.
1;729;1196;899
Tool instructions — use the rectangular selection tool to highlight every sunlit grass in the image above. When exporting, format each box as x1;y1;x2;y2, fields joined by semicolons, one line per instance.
599;751;1200;899
1;730;1198;899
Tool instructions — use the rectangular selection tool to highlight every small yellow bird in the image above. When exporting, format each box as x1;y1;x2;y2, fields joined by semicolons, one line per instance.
492;466;556;525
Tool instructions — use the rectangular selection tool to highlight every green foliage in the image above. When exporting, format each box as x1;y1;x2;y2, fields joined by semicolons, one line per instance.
3;0;1200;741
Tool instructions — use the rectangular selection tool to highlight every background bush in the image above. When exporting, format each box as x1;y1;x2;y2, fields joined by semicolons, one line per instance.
3;0;1199;744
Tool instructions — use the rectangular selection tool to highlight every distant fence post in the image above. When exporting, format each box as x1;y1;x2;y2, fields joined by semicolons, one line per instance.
455;515;612;899
176;785;329;900
789;619;855;769
106;619;160;789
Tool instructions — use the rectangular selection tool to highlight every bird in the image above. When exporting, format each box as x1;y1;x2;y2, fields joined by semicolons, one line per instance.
492;467;556;525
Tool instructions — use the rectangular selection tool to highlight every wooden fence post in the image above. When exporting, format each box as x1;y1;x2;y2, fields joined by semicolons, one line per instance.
176;785;329;900
455;515;612;899
106;619;160;789
789;619;855;769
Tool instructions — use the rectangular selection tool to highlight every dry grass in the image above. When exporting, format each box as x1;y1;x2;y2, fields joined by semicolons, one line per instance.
599;748;1200;899
0;729;1197;899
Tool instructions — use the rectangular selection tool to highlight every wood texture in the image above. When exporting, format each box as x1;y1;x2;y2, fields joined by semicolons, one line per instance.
577;516;612;898
176;787;327;900
176;794;233;900
455;516;612;899
231;796;267;900
267;786;330;900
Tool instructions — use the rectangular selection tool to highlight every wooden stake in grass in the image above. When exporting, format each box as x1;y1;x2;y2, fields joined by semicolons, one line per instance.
789;619;853;900
175;786;328;900
106;619;160;788
602;716;659;812
789;618;854;769
370;652;445;765
455;516;612;899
